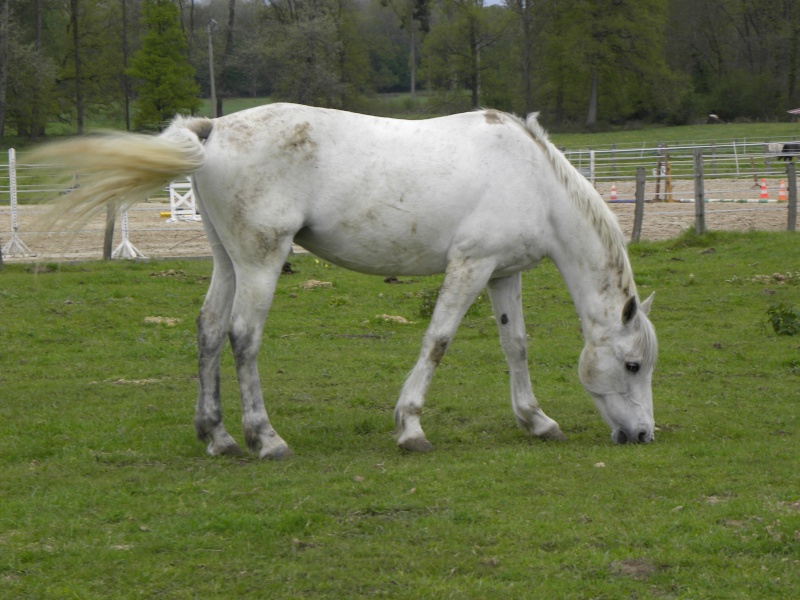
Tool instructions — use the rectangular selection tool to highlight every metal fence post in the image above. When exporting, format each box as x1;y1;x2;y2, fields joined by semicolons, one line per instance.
693;148;705;235
788;162;797;232
632;167;646;243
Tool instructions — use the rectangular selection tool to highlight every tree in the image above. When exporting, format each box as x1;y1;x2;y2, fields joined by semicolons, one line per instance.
504;0;536;114
667;0;799;121
538;0;678;126
215;0;236;117
127;0;201;130
264;0;375;109
0;0;59;140
424;0;509;109
0;0;9;140
381;0;430;98
51;0;135;134
69;0;84;132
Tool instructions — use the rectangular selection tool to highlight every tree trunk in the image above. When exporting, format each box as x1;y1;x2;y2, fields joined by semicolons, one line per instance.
521;0;533;114
0;0;9;141
790;19;799;105
469;23;479;108
216;0;236;118
555;84;564;126
409;0;416;99
29;0;45;140
586;69;598;126
71;0;84;134
122;0;131;130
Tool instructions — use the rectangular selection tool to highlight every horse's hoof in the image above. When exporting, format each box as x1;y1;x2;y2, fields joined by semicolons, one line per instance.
538;425;567;442
398;437;434;452
207;439;243;456
260;444;294;460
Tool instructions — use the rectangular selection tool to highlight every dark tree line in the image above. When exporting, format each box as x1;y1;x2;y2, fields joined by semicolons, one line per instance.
2;0;799;141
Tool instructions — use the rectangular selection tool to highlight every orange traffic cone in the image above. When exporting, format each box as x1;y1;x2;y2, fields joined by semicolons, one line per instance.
778;179;787;202
610;182;618;201
760;178;769;201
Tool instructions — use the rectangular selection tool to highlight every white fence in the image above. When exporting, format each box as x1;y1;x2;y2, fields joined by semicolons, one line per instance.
564;135;800;183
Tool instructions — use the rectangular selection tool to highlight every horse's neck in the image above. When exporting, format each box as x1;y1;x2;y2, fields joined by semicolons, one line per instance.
549;216;629;338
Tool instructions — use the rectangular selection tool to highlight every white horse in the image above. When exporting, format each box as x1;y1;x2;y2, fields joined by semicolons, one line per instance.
33;103;657;458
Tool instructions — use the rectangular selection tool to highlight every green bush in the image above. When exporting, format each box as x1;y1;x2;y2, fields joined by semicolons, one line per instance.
767;303;800;336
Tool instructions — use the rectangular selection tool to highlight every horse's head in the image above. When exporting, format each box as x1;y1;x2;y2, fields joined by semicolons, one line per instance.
579;293;657;444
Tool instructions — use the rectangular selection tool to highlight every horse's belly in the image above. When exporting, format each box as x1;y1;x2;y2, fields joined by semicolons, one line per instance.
293;227;450;277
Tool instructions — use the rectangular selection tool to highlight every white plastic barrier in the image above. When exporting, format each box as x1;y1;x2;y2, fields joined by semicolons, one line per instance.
168;177;201;222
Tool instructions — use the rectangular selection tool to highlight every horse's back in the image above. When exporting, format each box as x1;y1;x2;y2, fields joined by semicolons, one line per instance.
193;104;559;276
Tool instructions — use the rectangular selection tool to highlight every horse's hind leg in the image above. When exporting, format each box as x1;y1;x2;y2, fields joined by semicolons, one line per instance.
395;257;496;452
486;273;566;441
229;241;295;460
195;226;242;456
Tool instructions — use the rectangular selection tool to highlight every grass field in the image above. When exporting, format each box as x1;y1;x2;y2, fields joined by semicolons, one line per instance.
1;231;799;597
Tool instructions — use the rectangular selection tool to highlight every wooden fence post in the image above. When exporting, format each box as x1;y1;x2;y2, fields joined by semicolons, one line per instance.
788;162;797;232
666;152;673;202
655;158;662;201
103;205;116;261
632;167;646;243
693;148;705;235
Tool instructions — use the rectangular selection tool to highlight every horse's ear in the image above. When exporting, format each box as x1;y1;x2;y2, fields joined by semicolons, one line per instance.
622;296;638;325
640;292;655;316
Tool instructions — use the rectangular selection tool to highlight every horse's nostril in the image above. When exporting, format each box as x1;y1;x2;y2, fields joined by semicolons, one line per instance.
615;430;629;444
637;430;649;443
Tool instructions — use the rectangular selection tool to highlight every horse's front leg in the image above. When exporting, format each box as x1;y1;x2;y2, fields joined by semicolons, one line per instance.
486;273;566;441
395;257;496;452
229;252;295;460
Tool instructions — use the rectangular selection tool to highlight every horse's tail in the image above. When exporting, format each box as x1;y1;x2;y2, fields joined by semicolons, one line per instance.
30;115;213;231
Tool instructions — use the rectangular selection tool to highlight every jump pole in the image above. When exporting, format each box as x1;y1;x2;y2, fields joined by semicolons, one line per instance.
1;149;36;258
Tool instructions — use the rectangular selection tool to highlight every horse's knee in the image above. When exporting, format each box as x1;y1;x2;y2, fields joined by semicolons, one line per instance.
196;308;228;354
229;327;260;363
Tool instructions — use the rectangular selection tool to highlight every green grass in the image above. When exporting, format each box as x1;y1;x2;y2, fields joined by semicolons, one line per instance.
549;122;800;149
1;232;799;598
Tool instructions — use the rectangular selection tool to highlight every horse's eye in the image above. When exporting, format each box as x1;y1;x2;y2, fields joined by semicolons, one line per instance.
625;361;640;374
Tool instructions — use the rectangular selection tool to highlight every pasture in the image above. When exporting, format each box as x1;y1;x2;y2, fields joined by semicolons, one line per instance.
1;231;799;598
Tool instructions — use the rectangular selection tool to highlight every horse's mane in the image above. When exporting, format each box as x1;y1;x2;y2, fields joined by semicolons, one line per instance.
519;112;637;298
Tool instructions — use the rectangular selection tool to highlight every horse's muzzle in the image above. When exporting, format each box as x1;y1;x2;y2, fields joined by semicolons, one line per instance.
613;428;654;444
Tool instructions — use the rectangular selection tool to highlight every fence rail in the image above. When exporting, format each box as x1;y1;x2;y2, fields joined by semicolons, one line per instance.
564;134;800;180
